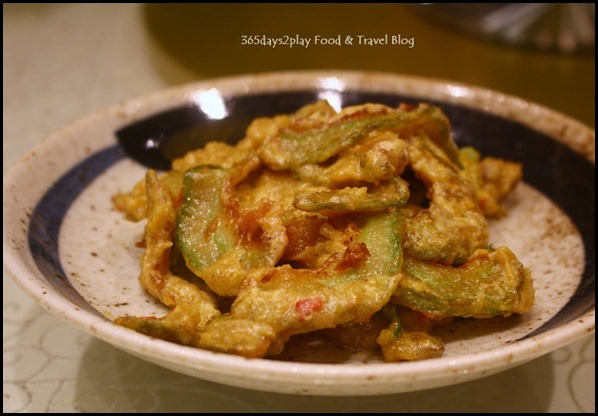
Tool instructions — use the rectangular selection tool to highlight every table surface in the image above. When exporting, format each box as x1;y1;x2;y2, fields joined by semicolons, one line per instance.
3;4;594;412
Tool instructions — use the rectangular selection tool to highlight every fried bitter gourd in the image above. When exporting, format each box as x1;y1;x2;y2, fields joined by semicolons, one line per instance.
259;102;460;171
293;176;410;214
402;134;488;265
115;170;221;345
394;247;535;319
114;101;535;362
198;212;406;358
176;165;287;297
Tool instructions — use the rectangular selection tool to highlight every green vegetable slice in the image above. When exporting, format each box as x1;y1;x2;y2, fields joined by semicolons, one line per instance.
175;165;287;296
293;177;410;214
259;104;459;171
198;212;406;358
393;246;535;319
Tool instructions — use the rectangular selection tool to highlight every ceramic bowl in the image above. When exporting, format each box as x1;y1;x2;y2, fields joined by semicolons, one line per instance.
3;71;594;395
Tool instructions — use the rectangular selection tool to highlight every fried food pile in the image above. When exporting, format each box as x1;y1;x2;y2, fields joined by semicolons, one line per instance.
113;101;535;362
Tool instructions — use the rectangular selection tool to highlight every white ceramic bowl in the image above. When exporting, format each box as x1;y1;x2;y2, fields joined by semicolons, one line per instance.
3;71;595;395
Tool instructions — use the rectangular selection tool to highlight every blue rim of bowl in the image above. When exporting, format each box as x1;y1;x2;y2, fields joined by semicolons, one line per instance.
28;89;595;344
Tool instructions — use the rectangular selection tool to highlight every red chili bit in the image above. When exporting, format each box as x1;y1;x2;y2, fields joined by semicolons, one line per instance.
295;297;324;320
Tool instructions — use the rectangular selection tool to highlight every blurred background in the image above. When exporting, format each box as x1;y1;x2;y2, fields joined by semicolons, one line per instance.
3;3;595;413
140;3;594;126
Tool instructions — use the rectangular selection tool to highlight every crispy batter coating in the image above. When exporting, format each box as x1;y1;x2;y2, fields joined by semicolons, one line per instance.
394;247;535;319
459;147;523;218
115;170;220;345
295;130;409;186
176;166;287;296
113;101;534;362
198;213;405;358
403;134;489;265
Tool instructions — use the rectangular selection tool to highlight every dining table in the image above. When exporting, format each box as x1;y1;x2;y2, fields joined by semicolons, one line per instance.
3;4;594;412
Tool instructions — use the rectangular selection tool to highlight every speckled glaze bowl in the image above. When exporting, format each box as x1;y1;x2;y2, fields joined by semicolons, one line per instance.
3;71;595;395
